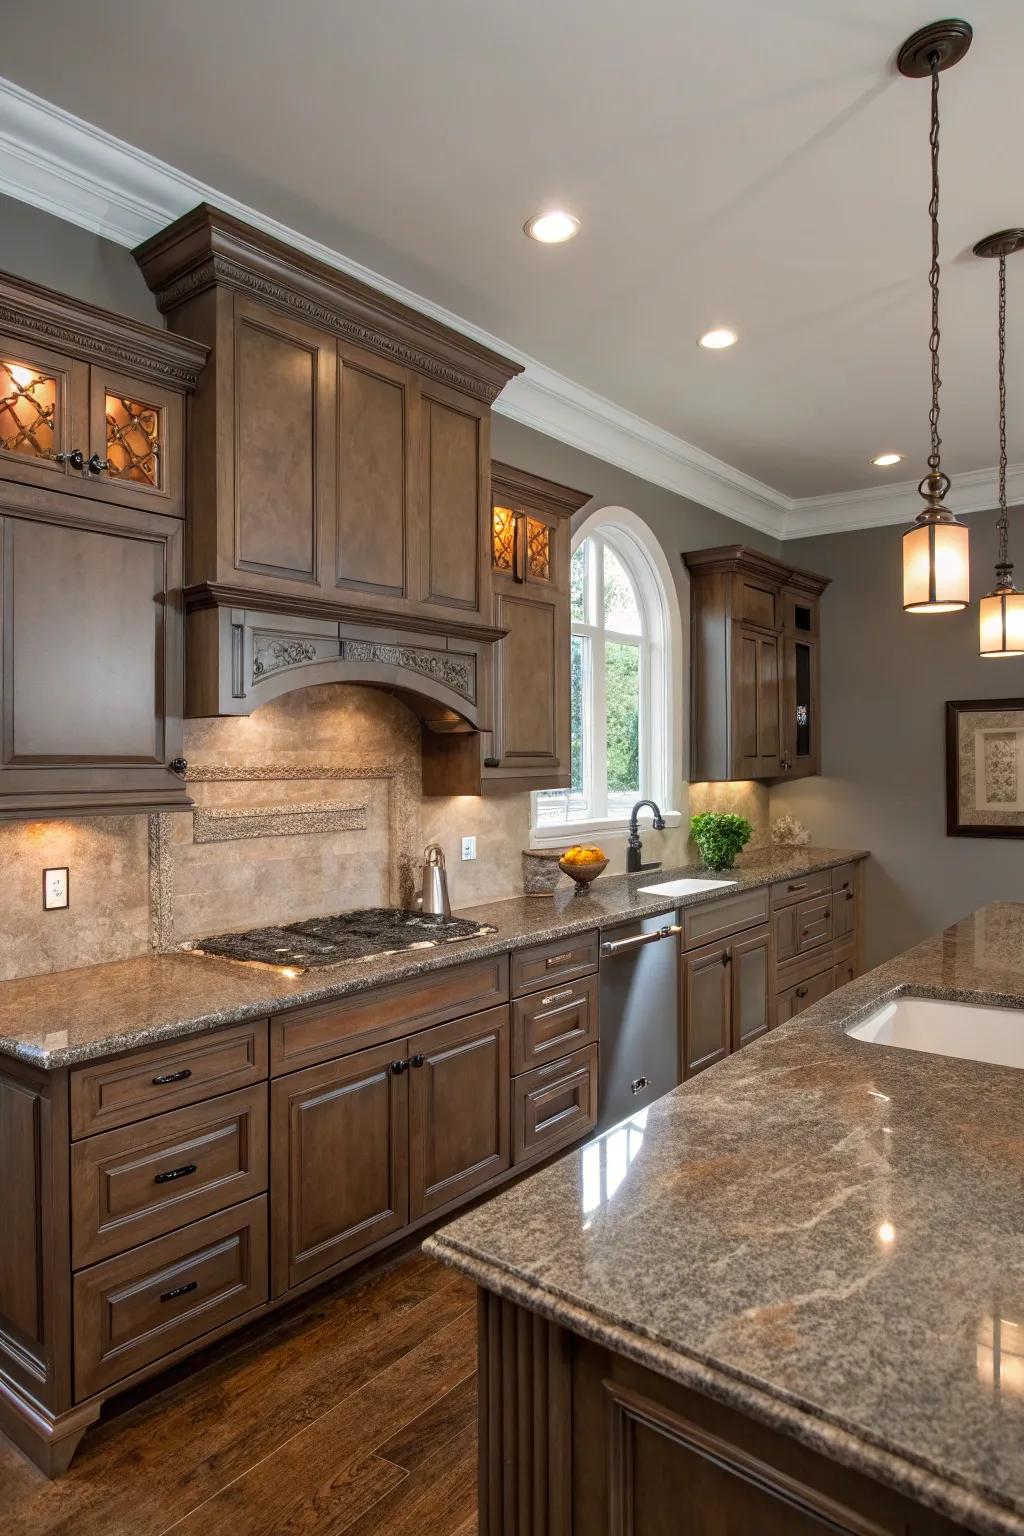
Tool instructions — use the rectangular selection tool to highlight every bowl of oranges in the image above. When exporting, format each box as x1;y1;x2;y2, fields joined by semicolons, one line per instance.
558;844;609;891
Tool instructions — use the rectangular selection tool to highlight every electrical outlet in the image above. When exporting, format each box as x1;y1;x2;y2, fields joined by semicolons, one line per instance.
43;867;69;911
461;835;477;861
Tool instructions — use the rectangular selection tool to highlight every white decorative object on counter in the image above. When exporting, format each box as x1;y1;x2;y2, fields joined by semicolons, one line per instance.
771;814;811;847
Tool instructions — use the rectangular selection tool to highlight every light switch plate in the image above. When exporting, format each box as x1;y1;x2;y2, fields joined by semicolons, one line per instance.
43;867;69;911
461;836;477;861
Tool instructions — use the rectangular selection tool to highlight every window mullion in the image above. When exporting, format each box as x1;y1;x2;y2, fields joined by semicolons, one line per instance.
593;539;608;818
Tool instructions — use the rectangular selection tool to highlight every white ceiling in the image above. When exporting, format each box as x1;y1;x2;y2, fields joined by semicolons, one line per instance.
1;0;1023;523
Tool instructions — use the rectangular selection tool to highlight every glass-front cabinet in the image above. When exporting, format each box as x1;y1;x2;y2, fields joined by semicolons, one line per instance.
0;335;185;514
780;587;820;778
491;499;559;591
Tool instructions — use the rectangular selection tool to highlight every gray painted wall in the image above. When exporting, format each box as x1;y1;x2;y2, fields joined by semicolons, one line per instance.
775;512;1024;966
0;195;161;325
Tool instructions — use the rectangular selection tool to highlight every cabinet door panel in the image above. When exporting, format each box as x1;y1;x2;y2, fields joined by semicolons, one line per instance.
270;1041;408;1294
493;591;561;766
409;1005;510;1220
0;336;85;495
336;349;411;599
2;512;172;765
782;633;820;778
87;365;184;516
420;389;484;614
733;626;781;778
730;927;770;1051
682;942;731;1077
232;299;334;586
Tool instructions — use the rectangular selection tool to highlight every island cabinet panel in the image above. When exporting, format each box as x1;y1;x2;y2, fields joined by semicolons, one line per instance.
270;1041;409;1295
562;1332;961;1536
408;1005;510;1220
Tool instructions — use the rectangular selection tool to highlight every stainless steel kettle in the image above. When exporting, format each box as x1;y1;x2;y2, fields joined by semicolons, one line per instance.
417;843;451;917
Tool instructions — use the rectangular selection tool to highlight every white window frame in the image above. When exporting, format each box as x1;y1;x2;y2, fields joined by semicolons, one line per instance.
531;506;682;846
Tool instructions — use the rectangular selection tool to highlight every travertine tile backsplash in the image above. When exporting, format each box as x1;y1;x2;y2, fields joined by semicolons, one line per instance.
0;684;774;982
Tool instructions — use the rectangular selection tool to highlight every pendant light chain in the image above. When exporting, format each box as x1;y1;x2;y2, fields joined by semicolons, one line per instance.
927;56;943;477
997;251;1009;570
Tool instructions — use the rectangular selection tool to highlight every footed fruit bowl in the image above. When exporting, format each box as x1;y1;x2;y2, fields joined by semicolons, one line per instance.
558;845;609;892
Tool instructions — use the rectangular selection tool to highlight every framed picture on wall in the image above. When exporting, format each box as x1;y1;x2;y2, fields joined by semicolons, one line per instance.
946;698;1024;837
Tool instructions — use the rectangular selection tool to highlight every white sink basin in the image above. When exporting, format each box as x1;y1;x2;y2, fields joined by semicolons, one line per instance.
847;996;1024;1069
638;877;737;898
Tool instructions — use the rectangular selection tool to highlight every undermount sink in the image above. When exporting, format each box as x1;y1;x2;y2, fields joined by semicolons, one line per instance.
847;996;1024;1070
638;876;737;898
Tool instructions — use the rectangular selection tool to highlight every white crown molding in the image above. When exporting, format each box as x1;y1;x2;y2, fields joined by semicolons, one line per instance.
0;75;1011;543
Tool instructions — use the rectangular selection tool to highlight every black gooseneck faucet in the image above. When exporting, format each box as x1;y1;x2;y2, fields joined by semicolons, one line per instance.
626;799;666;874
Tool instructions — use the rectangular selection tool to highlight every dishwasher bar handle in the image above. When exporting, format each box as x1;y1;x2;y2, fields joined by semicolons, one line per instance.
600;923;682;957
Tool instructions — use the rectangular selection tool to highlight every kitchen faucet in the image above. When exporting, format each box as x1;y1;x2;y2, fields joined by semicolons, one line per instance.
626;799;666;874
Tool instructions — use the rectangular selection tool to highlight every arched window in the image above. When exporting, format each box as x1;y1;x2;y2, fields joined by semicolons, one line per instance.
534;508;680;835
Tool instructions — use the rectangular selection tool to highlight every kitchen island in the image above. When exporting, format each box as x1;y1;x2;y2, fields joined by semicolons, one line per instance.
425;902;1024;1536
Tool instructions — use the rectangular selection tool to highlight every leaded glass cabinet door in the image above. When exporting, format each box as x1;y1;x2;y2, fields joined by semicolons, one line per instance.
86;364;185;515
0;335;84;493
781;590;821;778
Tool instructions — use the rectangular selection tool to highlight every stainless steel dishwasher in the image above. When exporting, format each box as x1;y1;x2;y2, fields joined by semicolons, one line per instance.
597;911;682;1134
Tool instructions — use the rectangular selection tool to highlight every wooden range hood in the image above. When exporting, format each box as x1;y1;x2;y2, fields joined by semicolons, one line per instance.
134;205;523;735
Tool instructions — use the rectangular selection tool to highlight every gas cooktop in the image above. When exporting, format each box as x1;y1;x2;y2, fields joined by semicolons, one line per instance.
191;907;497;970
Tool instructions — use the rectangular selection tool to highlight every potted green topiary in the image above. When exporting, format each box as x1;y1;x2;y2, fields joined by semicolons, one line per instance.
690;812;753;873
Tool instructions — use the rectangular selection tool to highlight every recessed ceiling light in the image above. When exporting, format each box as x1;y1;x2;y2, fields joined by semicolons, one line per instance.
871;452;904;467
698;328;738;350
524;211;580;244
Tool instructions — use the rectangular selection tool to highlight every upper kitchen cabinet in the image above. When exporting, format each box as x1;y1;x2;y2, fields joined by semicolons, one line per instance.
0;272;206;821
683;546;829;782
421;461;590;795
0;273;196;517
134;207;522;721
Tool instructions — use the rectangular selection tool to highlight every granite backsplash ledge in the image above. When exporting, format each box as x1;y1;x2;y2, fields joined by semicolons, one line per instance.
425;901;1024;1536
0;847;864;1069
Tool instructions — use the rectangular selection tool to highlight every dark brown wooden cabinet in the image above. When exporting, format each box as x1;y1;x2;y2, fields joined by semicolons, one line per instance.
270;1040;409;1294
683;546;829;782
421;460;589;795
683;923;771;1076
730;926;771;1050
0;272;205;819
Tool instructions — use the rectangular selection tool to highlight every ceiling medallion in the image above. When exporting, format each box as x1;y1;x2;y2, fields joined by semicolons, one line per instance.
898;19;973;615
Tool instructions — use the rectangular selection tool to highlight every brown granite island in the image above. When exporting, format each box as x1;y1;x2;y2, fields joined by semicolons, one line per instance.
425;902;1024;1536
0;847;864;1475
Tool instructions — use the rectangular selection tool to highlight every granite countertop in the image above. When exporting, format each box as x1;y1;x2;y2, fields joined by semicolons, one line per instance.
0;846;863;1071
425;902;1024;1536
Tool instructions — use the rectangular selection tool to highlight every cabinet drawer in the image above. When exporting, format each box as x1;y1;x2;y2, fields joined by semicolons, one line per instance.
771;868;831;910
775;966;834;1028
513;1043;598;1166
512;973;598;1074
73;1196;268;1400
773;894;833;965
510;931;599;997
70;1023;269;1139
830;863;856;896
71;1085;268;1269
271;954;509;1074
682;889;769;951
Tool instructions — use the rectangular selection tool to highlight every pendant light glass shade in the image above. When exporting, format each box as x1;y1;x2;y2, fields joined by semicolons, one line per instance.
979;583;1024;655
902;514;970;611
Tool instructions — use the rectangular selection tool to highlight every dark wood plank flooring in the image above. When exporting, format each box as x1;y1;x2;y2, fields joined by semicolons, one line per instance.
0;1250;478;1536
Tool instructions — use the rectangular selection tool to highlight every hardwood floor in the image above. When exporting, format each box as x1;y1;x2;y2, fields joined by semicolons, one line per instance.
0;1250;479;1536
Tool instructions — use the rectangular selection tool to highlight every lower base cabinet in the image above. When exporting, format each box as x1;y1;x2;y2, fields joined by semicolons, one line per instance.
682;926;771;1077
270;1005;510;1295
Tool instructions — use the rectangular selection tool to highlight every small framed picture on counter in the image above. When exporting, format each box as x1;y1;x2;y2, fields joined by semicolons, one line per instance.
946;698;1024;837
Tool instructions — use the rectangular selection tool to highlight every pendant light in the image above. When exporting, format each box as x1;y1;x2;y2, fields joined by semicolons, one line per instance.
975;229;1024;656
898;21;973;614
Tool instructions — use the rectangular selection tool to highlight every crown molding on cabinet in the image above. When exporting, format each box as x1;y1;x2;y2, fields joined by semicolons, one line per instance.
0;75;1014;543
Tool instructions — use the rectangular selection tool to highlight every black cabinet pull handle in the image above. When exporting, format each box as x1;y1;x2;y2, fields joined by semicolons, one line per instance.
409;1054;424;1068
160;1281;198;1303
846;890;854;901
154;1163;197;1185
85;452;111;475
152;1068;192;1086
795;986;808;999
55;448;85;470
788;882;807;892
390;1060;408;1074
